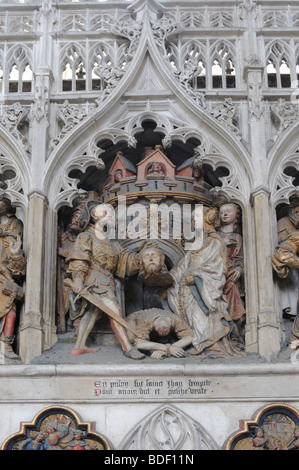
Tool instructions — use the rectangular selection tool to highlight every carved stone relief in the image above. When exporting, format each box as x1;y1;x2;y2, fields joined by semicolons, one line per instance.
1;406;111;450
120;405;218;450
224;404;299;450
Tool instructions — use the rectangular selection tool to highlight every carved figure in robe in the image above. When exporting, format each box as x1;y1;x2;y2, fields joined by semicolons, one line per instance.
217;203;245;340
0;196;26;359
167;207;243;357
66;200;145;359
127;308;194;359
272;231;299;347
18;432;46;450
275;201;299;319
43;417;72;450
252;428;269;450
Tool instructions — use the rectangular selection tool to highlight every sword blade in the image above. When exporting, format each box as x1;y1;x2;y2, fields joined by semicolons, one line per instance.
79;291;142;339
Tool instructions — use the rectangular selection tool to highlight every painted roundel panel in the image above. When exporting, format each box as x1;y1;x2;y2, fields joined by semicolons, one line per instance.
224;404;299;450
1;406;111;451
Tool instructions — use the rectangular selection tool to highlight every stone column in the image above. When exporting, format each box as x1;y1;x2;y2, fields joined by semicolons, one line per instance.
251;188;281;360
18;1;57;363
242;204;259;354
241;6;282;359
19;191;47;363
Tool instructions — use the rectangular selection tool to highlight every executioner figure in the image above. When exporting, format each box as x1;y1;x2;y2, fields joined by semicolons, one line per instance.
65;200;146;359
0;195;26;359
57;192;100;333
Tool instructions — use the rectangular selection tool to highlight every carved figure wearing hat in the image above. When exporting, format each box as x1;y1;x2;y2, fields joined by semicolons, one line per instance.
65;200;145;359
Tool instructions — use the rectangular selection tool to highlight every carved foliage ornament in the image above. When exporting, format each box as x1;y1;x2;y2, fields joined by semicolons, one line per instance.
0;103;30;156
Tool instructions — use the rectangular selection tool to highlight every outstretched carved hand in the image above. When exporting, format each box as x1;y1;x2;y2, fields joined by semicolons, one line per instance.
9;234;22;257
150;350;166;360
169;345;187;358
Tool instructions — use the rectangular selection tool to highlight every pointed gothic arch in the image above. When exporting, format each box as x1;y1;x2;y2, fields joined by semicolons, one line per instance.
6;44;33;94
265;40;293;88
60;42;86;92
209;39;238;89
119;404;219;450
0;126;30;211
268;121;299;208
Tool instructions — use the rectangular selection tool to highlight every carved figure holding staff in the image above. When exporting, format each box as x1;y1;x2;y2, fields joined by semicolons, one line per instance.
65;200;145;359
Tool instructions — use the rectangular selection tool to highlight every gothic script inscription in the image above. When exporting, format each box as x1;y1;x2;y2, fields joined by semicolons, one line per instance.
93;377;213;400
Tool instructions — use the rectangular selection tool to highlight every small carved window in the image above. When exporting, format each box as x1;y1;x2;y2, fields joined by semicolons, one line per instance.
22;64;32;92
193;60;206;89
266;42;292;88
7;46;33;94
61;45;86;92
211;42;236;89
8;64;19;93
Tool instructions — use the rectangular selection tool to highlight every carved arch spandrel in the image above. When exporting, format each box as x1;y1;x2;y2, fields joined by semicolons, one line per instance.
1;406;112;451
223;403;299;450
119;405;218;450
0;129;30;211
268;122;299;208
44;2;253;205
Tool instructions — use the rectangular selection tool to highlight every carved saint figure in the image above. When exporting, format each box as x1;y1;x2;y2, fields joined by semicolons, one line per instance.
138;242;173;289
127;308;194;360
0;196;26;359
167;207;242;357
218;203;245;339
66;200;145;359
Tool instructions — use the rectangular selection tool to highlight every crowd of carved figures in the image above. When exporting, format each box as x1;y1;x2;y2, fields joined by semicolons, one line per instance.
53;148;248;361
1;143;299;362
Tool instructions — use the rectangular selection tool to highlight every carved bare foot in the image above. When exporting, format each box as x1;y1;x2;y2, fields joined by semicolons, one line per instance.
70;348;99;355
123;348;145;360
